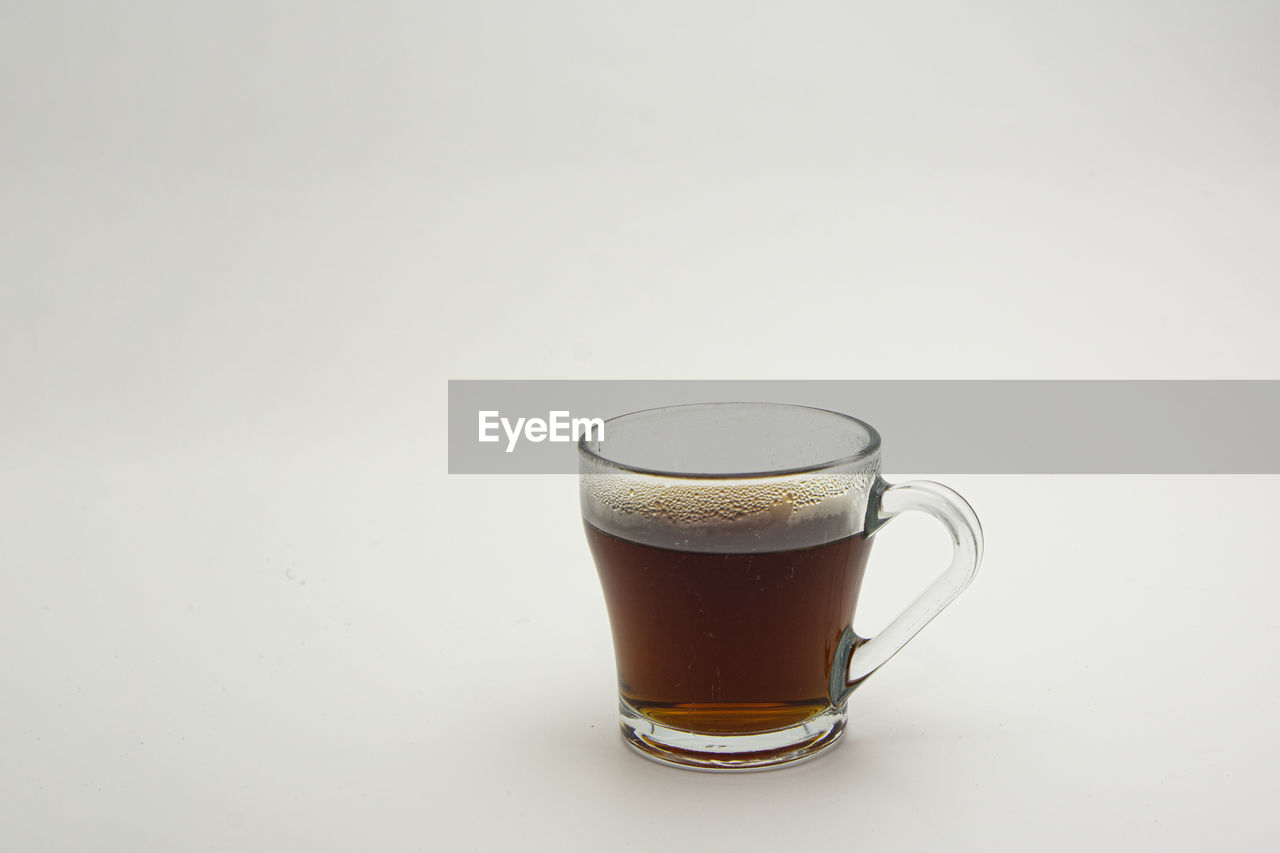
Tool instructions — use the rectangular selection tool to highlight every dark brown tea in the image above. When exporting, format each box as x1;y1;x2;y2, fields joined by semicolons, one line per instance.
586;522;872;735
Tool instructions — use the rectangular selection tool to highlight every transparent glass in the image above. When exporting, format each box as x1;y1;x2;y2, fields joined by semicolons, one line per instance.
580;402;983;771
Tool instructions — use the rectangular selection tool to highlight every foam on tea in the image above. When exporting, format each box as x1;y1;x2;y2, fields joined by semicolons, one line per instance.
581;471;876;553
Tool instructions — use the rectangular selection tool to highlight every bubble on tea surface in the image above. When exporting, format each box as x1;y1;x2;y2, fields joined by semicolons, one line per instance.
586;476;846;522
583;471;875;544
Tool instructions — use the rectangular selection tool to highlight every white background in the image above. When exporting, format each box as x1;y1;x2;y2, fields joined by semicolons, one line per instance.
2;2;1278;850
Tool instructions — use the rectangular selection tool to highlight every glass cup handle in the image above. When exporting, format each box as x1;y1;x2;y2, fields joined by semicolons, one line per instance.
829;479;984;706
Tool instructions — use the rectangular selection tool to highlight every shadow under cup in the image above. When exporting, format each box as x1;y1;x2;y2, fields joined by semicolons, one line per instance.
580;403;983;771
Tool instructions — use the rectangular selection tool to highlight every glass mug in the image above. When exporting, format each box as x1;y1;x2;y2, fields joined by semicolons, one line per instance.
579;403;983;770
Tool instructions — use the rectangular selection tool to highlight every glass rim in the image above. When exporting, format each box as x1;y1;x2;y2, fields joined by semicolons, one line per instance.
577;401;882;480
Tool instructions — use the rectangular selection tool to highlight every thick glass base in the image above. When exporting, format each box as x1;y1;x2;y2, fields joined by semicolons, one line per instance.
618;699;847;771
